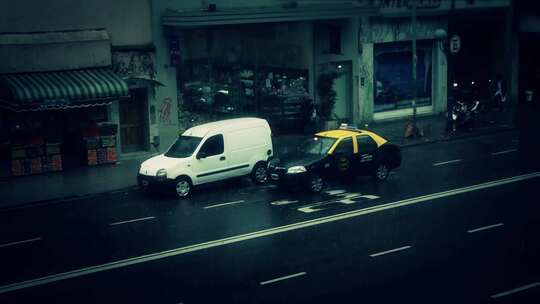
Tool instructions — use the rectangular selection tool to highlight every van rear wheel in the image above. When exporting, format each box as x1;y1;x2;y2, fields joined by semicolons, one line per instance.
251;162;268;185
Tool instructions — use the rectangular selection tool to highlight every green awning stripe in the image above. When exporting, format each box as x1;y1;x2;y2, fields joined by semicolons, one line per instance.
3;75;27;101
69;70;93;100
92;69;115;97
55;71;82;100
83;69;106;99
0;68;129;104
20;73;45;102
33;73;56;100
48;72;72;99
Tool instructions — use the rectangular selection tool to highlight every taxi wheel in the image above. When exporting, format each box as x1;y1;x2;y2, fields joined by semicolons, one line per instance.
373;163;389;182
308;174;324;193
251;162;268;185
174;176;192;198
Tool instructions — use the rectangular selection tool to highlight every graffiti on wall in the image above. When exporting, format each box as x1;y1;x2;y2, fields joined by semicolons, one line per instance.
159;97;173;125
112;51;156;79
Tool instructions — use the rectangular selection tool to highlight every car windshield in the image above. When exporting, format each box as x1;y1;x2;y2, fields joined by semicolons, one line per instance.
164;135;202;158
298;136;336;155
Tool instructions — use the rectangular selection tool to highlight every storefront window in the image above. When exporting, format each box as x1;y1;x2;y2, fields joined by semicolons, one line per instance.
177;23;312;133
374;40;433;113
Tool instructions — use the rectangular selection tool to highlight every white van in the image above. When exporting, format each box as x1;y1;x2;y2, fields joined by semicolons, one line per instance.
137;118;273;198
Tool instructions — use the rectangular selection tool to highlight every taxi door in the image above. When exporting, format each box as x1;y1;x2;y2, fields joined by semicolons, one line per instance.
331;136;355;176
355;134;378;173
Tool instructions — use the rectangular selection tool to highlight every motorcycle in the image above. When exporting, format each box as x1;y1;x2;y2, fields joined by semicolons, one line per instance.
451;98;480;132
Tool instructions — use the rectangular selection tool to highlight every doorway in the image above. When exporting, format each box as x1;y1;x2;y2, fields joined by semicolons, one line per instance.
119;88;149;153
331;61;352;122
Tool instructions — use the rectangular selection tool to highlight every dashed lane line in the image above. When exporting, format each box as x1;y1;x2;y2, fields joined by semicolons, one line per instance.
491;149;518;156
0;172;538;295
467;223;504;233
0;237;42;249
204;200;246;209
259;272;307;285
491;282;540;299
109;216;155;226
433;159;462;166
369;246;411;257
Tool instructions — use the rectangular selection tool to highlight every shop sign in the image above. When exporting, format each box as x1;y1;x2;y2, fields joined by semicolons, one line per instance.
449;34;461;54
380;0;449;16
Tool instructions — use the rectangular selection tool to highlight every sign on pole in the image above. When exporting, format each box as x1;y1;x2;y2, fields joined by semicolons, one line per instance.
449;34;461;54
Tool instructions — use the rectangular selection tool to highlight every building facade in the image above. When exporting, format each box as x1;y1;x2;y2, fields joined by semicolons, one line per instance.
0;0;178;178
154;0;513;132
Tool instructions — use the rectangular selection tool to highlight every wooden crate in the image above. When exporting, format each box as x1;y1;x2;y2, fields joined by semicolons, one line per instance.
87;149;97;166
106;148;116;163
50;154;63;171
30;157;42;174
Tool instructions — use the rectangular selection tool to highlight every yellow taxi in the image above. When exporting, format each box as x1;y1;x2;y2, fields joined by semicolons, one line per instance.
267;125;401;192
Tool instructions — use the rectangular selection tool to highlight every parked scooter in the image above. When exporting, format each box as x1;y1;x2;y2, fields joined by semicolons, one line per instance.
450;80;481;132
451;97;480;132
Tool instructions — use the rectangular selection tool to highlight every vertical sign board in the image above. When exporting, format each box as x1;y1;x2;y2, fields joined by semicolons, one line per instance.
169;36;181;66
449;34;461;54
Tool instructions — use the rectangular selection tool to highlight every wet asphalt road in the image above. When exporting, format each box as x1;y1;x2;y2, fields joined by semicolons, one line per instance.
0;130;539;303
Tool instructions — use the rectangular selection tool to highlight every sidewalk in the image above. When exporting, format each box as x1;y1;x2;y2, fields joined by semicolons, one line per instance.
0;107;516;209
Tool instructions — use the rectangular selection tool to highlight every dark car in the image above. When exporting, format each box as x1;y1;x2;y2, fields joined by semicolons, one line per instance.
268;126;401;192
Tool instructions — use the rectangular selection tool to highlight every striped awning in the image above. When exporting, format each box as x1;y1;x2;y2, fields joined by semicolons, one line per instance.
0;68;129;111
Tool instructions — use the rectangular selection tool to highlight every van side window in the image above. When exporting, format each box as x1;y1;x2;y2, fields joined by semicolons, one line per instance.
199;134;224;157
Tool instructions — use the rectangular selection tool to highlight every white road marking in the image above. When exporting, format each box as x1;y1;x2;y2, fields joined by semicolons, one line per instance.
297;193;378;212
1;172;538;295
270;199;299;206
433;159;462;166
369;245;411;257
324;189;347;196
491;282;540;299
109;216;155;226
204;200;245;209
491;148;518;156
467;223;504;233
259;272;307;285
0;237;42;249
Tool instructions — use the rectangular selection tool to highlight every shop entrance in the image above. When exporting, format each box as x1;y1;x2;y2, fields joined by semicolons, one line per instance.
119;88;149;153
332;61;352;122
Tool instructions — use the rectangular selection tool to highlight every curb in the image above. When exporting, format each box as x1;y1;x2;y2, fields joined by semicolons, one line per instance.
397;125;515;148
0;185;139;212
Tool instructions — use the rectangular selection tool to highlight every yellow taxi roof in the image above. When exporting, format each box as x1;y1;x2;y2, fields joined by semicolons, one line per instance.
316;129;360;139
316;128;388;147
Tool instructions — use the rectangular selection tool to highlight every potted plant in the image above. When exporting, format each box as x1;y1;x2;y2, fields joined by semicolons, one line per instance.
316;72;339;130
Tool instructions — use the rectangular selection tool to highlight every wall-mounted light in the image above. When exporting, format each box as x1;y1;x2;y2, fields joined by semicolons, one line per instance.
337;65;343;69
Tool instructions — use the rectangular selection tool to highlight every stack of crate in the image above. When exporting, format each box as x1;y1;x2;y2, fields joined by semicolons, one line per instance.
43;143;62;172
86;135;116;166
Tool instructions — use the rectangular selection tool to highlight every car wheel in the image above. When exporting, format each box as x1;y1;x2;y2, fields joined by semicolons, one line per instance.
373;163;389;182
174;177;192;198
251;162;268;185
308;174;324;193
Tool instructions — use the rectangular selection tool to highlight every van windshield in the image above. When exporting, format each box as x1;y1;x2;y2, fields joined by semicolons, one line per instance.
165;135;203;158
298;136;336;155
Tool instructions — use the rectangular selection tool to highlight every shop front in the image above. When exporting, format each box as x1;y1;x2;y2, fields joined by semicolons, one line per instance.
0;68;129;178
172;23;312;134
161;3;378;134
360;15;446;122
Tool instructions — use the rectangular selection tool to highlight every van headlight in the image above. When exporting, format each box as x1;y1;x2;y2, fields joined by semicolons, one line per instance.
156;168;167;177
287;166;306;174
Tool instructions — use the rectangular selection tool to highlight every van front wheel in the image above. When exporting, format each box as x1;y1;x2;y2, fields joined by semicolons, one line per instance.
251;162;268;185
174;176;192;198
